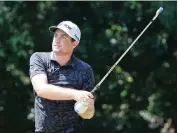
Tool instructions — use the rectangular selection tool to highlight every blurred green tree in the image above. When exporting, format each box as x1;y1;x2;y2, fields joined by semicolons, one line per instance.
0;1;176;133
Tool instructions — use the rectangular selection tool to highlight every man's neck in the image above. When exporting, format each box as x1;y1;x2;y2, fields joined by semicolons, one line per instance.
54;53;72;66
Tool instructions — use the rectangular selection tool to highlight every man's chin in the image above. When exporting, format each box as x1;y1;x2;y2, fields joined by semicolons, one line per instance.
53;50;61;54
52;50;66;56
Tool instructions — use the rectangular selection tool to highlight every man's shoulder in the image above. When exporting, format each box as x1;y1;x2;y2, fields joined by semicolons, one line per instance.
74;57;92;70
30;52;51;60
30;52;51;57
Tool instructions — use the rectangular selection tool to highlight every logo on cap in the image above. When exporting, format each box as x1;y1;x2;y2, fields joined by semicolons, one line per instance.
60;23;72;30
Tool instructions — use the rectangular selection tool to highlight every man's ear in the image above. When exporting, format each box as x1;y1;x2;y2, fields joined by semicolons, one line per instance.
72;41;79;49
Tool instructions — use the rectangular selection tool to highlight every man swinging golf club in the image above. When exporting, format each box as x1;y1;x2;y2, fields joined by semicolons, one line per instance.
29;6;163;133
29;21;95;133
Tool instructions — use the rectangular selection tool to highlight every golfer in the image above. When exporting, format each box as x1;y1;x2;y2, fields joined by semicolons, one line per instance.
29;21;95;133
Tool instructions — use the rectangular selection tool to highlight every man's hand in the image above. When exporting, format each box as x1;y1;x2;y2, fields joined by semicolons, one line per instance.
72;90;95;119
87;96;95;106
78;99;95;119
72;90;94;102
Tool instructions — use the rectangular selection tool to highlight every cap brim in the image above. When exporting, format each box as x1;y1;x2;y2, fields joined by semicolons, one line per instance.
49;26;59;33
49;25;79;41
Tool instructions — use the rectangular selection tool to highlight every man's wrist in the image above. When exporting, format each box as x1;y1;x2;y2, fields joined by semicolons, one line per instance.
68;88;78;101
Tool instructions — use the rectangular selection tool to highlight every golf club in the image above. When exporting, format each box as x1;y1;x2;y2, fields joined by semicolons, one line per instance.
91;7;163;93
74;7;164;114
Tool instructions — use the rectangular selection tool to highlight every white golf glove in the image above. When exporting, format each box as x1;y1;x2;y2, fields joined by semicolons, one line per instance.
74;101;89;114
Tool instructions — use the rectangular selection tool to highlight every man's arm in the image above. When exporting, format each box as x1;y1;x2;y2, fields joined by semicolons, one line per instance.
29;53;93;101
31;74;78;100
31;73;94;101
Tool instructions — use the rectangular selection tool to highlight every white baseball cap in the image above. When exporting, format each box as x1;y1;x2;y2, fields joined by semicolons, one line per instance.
49;21;81;41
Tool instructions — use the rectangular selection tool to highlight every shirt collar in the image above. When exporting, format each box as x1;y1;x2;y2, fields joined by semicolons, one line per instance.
50;51;75;68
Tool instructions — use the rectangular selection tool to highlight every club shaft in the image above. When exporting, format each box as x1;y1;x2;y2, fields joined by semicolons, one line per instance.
91;13;160;93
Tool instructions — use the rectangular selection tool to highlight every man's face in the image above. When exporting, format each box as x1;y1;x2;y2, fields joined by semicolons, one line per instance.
52;29;78;55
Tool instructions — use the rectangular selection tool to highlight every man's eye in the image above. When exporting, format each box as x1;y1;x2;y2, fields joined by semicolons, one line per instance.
62;35;67;39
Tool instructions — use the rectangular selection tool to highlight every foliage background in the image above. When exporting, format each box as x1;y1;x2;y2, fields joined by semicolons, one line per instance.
0;1;177;133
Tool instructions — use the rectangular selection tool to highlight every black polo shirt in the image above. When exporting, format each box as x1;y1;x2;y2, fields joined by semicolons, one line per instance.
29;52;95;133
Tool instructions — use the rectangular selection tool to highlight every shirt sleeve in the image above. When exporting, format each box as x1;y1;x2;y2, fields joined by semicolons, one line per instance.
82;66;95;92
29;52;47;79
